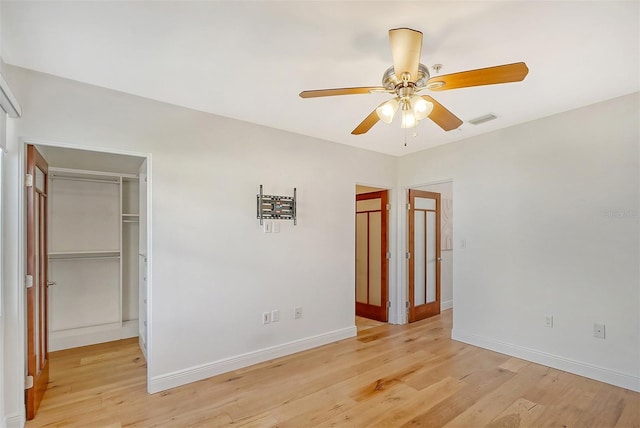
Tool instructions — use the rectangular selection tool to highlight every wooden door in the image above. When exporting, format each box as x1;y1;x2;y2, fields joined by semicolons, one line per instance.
408;189;441;322
355;190;388;322
26;145;50;420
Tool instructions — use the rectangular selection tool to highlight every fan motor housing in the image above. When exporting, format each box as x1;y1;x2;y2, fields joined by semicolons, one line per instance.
382;63;430;90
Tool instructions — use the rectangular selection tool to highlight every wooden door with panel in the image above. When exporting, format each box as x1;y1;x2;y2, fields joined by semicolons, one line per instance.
355;190;389;322
408;189;441;322
26;144;50;420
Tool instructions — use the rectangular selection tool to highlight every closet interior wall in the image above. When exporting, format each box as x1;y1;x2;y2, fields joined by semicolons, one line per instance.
48;167;140;351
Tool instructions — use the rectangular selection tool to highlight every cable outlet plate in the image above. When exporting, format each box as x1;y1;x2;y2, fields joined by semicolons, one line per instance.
593;323;605;339
294;307;302;319
544;315;553;328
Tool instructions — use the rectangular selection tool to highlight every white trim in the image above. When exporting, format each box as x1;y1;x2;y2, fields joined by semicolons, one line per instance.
440;299;453;311
144;156;153;393
5;414;24;428
452;329;640;392
49;320;139;351
0;73;21;118
15;141;27;419
148;326;356;394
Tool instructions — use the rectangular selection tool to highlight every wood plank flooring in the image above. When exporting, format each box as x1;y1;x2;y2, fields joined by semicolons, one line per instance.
355;316;385;333
27;310;640;427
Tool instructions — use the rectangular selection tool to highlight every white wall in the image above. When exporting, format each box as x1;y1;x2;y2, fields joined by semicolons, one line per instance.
399;93;640;391
1;65;398;421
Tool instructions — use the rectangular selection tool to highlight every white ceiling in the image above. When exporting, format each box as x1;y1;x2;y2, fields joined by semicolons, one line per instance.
2;1;639;156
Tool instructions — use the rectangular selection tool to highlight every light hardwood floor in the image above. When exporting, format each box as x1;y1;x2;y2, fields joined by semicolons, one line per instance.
355;316;386;333
28;310;639;427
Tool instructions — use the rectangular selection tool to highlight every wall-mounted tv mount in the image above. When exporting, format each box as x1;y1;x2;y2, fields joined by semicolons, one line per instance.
257;185;297;225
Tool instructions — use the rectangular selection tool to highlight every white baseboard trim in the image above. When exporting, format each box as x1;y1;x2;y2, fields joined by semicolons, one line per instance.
5;413;25;428
49;320;139;351
139;335;148;361
440;299;453;311
452;329;640;392
149;326;357;394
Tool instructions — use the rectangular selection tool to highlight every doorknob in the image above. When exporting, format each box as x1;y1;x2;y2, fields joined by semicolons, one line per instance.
437;257;443;262
46;281;56;288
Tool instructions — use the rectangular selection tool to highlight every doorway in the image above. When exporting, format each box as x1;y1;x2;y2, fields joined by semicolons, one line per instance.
406;180;453;323
355;185;389;325
407;189;441;322
23;142;150;420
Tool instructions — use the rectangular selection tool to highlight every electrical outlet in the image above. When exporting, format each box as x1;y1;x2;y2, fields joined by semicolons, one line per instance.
294;307;302;320
271;309;280;322
544;315;553;328
262;312;271;325
594;323;605;339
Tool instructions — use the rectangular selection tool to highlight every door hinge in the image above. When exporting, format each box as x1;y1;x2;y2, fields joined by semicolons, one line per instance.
406;203;411;210
25;173;33;188
386;252;391;260
25;275;33;288
405;301;410;309
386;203;390;211
405;252;411;259
25;375;33;389
387;301;391;308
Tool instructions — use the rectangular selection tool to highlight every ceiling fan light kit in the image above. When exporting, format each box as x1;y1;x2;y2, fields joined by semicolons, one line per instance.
299;27;528;140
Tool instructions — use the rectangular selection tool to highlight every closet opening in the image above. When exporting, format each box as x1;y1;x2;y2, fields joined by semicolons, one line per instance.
24;142;151;420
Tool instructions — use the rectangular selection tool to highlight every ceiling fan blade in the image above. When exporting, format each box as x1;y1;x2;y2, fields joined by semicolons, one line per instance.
351;103;385;135
389;28;423;82
299;87;385;98
426;62;529;91
421;96;463;131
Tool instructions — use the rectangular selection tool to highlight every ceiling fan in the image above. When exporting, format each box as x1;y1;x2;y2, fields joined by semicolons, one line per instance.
299;28;529;135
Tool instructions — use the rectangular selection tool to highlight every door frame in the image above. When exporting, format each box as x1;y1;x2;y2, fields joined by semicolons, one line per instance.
399;179;454;324
407;189;441;322
355;190;389;322
16;138;154;411
355;183;397;324
25;145;49;419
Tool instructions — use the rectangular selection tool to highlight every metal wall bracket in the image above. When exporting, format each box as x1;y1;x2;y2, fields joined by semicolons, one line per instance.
257;185;297;226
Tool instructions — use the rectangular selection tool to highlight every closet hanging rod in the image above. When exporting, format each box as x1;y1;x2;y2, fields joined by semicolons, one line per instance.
49;255;121;261
50;176;120;184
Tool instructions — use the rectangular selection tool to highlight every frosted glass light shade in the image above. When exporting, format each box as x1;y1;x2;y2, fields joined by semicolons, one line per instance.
376;98;399;123
401;109;416;128
411;95;434;121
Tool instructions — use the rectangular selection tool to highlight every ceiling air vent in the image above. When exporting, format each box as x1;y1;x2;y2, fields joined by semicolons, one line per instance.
468;113;497;125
